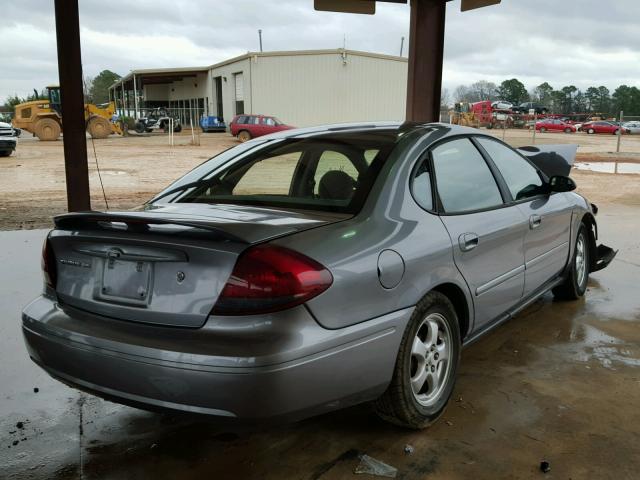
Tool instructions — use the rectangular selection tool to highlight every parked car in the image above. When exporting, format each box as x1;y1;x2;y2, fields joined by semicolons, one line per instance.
622;121;640;134
229;114;294;142
0;121;17;157
535;118;576;133
514;102;549;115
23;123;616;429
200;116;227;133
491;100;513;111
581;121;624;135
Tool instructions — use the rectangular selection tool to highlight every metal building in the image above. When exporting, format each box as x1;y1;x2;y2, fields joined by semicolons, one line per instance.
109;49;408;127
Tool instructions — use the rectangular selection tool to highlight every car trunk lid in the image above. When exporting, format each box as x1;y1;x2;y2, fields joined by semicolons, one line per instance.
50;205;347;328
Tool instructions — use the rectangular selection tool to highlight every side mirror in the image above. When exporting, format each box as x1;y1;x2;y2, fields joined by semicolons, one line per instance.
548;175;576;193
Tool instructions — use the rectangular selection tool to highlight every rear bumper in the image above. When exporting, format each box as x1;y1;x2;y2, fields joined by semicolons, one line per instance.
22;296;411;421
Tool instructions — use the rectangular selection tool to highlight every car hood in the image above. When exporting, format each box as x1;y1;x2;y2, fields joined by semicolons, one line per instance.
517;144;578;178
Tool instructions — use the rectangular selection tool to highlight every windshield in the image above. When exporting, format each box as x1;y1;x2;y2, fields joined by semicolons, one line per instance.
166;130;398;214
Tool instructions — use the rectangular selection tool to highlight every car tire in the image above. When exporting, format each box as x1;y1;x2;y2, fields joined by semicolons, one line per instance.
588;128;595;134
0;150;11;157
613;129;619;135
174;124;182;133
564;127;572;133
553;223;590;301
134;122;146;134
540;127;546;133
373;291;461;429
238;130;252;142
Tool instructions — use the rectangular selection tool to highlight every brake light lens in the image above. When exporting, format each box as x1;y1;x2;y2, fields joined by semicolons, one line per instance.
211;245;333;315
41;238;57;289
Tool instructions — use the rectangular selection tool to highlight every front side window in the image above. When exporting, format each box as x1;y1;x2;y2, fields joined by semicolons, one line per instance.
174;131;397;214
432;138;503;213
263;117;276;126
476;137;545;201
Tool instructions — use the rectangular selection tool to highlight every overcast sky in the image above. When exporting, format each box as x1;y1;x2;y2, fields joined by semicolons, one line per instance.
3;0;640;100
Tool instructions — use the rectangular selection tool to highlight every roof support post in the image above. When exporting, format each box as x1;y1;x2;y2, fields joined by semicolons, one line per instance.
133;74;139;120
406;0;447;123
54;0;91;212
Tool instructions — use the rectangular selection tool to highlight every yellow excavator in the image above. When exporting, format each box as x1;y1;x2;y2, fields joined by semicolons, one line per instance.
12;85;123;141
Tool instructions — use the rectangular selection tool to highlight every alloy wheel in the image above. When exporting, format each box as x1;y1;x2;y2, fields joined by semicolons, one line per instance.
409;313;453;407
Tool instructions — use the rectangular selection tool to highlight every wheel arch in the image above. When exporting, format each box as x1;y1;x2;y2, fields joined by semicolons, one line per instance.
581;212;598;272
430;282;471;342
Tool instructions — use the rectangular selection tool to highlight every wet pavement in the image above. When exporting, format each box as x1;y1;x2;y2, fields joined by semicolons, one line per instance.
1;204;639;480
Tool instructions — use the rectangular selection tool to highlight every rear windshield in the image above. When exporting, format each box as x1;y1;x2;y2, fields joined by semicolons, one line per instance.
170;130;398;214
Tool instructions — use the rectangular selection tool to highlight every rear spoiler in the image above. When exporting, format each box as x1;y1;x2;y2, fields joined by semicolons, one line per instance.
517;144;578;178
54;212;248;244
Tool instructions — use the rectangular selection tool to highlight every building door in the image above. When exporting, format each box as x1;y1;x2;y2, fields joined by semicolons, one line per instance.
234;72;245;115
214;76;223;119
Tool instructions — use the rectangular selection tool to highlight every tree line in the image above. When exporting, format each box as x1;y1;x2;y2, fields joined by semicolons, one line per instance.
453;79;640;117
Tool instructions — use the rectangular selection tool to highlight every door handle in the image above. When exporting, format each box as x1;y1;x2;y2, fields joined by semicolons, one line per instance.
458;233;479;252
529;214;542;229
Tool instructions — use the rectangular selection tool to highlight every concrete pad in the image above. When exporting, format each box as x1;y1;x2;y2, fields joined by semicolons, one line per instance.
1;205;639;479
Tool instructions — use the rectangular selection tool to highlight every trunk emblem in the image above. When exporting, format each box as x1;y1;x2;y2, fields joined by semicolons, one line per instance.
177;271;186;283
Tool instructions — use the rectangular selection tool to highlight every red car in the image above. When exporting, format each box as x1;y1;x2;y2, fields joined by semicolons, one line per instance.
230;114;294;142
535;118;576;133
581;121;623;135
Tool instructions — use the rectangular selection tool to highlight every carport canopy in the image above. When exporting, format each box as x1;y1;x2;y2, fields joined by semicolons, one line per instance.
53;0;502;212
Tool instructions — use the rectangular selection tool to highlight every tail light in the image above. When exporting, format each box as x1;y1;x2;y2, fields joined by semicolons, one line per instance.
42;238;57;289
211;245;333;315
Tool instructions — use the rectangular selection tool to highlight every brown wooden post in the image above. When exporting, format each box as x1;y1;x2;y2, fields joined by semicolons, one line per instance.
406;0;447;123
54;0;91;211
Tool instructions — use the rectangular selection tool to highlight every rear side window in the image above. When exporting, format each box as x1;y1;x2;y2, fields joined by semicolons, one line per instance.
235;116;248;124
476;137;544;201
247;116;260;125
175;131;398;214
432;138;503;213
411;157;433;211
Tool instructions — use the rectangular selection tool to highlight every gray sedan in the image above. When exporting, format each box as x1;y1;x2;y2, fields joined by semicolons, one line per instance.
23;123;615;428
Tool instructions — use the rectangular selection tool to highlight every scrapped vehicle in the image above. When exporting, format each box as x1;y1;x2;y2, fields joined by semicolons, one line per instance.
23;123;616;429
513;102;548;114
491;100;513;111
535;118;576;133
0;121;17;157
622;121;640;134
581;121;623;135
230;114;294;142
135;108;182;134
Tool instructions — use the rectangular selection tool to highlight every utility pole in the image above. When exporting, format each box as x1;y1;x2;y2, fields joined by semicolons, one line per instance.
54;0;91;212
258;29;263;52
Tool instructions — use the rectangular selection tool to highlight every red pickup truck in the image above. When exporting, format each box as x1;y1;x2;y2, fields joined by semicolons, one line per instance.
230;114;294;142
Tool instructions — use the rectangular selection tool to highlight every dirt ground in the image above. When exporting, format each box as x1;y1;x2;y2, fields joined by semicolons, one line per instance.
2;128;640;479
1;129;639;231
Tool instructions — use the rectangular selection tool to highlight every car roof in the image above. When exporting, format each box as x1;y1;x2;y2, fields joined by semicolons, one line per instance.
244;121;486;142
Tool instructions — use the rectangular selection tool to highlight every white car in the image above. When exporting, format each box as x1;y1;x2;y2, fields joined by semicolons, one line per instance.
0;121;17;157
623;121;640;134
491;100;514;111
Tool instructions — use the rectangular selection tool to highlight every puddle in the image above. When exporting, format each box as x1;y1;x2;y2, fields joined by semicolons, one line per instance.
574;162;640;174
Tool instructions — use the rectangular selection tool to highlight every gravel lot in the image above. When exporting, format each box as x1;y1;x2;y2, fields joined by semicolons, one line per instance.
1;129;639;230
